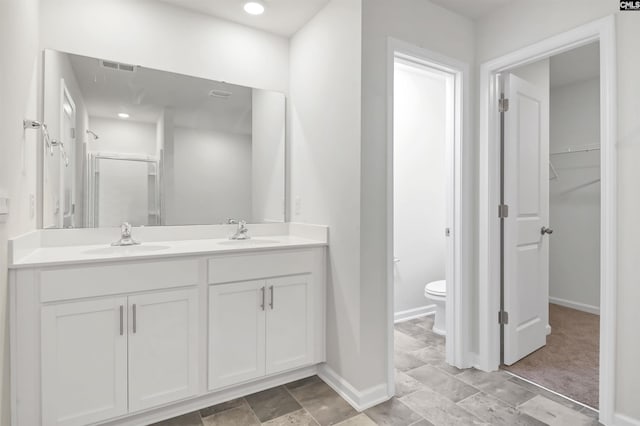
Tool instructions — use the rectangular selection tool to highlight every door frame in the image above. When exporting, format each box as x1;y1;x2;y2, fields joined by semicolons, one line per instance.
59;79;76;228
386;37;472;397
478;16;617;422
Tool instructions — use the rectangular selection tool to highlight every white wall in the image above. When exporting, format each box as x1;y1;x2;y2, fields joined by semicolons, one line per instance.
359;0;476;391
476;1;640;420
88;117;157;156
549;78;601;312
393;63;447;317
289;0;363;390
252;89;286;223
39;0;289;93
167;127;252;225
0;0;40;422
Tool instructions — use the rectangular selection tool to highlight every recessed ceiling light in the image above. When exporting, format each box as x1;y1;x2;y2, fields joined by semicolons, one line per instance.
118;112;130;119
244;1;265;15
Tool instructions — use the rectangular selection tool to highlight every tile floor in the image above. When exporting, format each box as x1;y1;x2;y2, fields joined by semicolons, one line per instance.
154;316;601;425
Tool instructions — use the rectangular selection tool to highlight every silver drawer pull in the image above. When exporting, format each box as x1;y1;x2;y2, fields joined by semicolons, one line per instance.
132;304;137;333
269;285;274;309
119;305;124;336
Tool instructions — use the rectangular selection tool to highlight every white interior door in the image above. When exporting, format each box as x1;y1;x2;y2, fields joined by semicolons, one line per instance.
41;297;128;426
128;289;199;411
503;73;550;365
265;274;314;375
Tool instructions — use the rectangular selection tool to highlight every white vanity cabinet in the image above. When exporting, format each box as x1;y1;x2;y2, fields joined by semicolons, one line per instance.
10;240;326;426
127;289;199;412
208;250;324;391
209;280;267;389
41;288;199;426
209;274;316;390
265;274;315;375
41;297;129;426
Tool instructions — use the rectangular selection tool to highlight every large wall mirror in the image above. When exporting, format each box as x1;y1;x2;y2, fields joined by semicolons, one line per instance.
42;49;286;228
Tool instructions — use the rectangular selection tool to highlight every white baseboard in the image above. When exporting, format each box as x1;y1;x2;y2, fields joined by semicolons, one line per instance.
549;297;600;315
317;363;390;412
614;413;640;426
394;305;436;323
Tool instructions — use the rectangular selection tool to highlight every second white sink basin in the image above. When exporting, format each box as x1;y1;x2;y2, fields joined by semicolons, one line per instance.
83;244;171;255
217;239;280;247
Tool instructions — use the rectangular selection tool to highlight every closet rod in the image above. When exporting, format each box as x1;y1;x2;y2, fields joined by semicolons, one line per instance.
550;145;600;156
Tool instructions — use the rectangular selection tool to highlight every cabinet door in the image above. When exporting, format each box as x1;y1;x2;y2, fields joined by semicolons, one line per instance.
209;281;266;389
128;288;199;412
265;274;314;374
41;297;128;426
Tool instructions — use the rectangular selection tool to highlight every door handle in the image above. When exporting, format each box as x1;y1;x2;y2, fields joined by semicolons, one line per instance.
541;226;554;235
269;285;274;310
119;305;124;336
132;304;137;333
260;287;266;311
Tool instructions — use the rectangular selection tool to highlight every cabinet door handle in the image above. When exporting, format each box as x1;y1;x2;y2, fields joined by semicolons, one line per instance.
119;305;124;336
269;285;274;309
260;287;266;311
132;304;137;333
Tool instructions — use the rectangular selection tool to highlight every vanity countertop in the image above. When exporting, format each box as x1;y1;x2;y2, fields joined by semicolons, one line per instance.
9;223;328;269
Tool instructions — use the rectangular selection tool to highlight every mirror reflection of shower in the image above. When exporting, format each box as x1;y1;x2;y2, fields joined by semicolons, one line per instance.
86;129;99;140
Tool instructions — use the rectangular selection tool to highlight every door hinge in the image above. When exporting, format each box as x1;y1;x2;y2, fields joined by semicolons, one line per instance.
499;98;509;112
498;204;509;218
498;311;509;325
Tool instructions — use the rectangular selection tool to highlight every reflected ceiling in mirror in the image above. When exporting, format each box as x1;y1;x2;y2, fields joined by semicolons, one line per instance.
42;49;286;229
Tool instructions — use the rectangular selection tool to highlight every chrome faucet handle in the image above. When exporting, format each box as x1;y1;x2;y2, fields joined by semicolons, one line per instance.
229;220;250;240
121;222;133;238
112;222;140;246
226;218;238;224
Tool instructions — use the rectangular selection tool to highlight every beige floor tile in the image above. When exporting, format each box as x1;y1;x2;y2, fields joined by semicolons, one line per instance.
365;397;423;425
201;406;260;426
519;395;596;426
334;413;377;426
262;409;319;426
400;388;484;426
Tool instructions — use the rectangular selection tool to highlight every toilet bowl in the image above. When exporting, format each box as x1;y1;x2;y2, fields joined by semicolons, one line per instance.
424;280;446;336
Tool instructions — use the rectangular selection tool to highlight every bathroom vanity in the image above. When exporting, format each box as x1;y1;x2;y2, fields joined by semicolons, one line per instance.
9;223;328;426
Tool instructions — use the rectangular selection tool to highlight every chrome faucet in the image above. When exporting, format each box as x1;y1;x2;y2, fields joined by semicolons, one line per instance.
230;220;250;240
111;222;140;246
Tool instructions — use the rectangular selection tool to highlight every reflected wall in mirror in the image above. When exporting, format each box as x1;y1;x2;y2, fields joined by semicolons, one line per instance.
42;49;286;228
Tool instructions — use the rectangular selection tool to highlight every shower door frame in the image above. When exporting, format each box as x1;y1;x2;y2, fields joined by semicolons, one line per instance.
86;152;161;227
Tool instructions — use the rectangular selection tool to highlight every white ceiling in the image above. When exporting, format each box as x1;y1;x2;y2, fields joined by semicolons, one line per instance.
159;0;330;36
68;53;254;134
427;0;516;20
550;42;600;88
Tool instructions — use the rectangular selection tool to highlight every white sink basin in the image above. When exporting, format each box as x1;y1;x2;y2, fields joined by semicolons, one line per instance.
217;239;280;247
83;244;171;255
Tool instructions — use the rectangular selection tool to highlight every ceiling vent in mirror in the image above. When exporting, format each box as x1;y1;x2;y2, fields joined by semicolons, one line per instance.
209;89;232;99
100;60;138;72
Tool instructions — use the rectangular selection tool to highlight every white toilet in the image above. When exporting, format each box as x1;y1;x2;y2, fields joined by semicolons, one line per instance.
424;280;447;336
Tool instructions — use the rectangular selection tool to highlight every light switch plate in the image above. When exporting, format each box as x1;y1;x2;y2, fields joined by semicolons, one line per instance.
0;196;8;223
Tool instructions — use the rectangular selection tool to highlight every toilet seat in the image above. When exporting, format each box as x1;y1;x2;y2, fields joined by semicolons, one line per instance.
425;279;446;297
